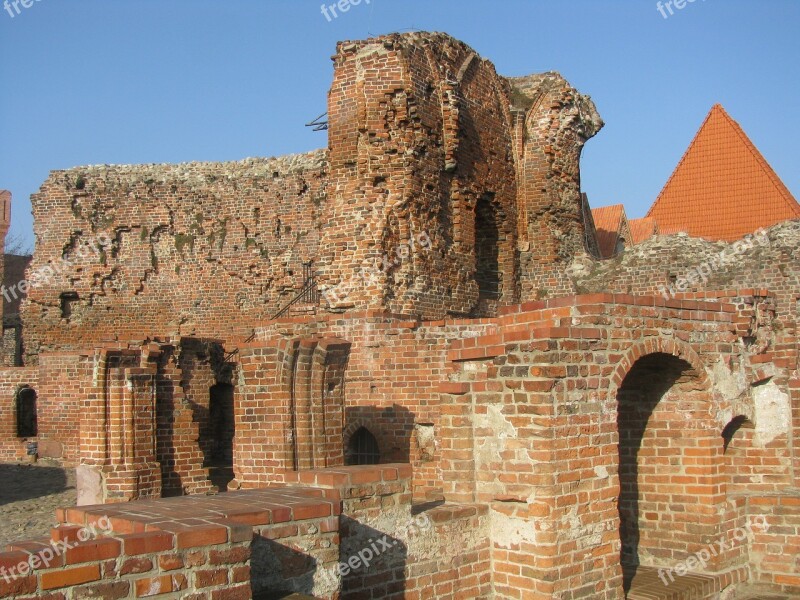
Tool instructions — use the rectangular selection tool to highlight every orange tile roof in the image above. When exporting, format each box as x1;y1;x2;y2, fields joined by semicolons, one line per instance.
628;217;658;244
647;105;800;242
591;204;627;258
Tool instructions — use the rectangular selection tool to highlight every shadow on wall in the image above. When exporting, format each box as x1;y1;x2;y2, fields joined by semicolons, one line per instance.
0;464;70;506
617;352;714;592
156;358;183;497
344;404;414;465
339;517;407;598
250;519;407;598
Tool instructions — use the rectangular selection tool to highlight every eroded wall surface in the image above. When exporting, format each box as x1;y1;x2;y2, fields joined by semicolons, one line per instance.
22;151;327;362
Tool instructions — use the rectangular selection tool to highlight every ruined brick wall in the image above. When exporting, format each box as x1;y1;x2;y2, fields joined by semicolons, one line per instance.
320;32;520;318
571;220;800;326
35;353;89;464
439;294;795;597
234;313;495;500
22;151;328;363
23;32;603;351
509;73;603;300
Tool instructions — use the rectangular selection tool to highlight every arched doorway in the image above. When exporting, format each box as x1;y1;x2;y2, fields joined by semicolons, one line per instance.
616;352;723;589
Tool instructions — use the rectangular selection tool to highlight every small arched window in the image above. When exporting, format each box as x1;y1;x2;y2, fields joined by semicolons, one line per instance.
16;387;37;438
346;427;380;466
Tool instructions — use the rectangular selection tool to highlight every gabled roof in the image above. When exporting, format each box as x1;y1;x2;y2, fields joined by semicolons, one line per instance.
647;105;800;242
628;217;658;244
591;204;628;258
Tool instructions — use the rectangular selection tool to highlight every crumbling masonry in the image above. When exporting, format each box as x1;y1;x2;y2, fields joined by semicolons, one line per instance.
0;32;798;599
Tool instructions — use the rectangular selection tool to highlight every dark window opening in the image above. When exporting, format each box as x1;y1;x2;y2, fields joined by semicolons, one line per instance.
205;383;235;492
60;292;79;320
208;383;235;465
16;387;37;437
346;427;380;466
475;195;500;299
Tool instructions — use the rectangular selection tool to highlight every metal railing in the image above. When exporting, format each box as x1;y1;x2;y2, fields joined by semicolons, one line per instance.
272;263;320;320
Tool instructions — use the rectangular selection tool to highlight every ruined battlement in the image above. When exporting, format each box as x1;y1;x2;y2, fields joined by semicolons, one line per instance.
43;149;328;190
23;31;603;360
22;150;328;361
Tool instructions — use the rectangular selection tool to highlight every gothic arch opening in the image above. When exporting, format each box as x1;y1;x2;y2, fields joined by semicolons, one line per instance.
616;352;722;590
345;427;380;466
16;386;37;438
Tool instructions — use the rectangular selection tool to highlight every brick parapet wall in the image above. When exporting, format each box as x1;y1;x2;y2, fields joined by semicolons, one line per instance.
0;463;493;600
0;482;346;600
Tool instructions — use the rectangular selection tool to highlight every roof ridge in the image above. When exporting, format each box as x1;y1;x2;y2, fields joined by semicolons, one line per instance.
646;106;719;219
714;105;800;218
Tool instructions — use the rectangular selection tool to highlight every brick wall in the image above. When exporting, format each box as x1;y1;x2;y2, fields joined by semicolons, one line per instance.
0;480;358;599
22;32;605;350
0;464;495;600
746;494;800;593
21;151;328;364
438;293;795;598
510;73;603;300
281;464;492;599
233;312;494;499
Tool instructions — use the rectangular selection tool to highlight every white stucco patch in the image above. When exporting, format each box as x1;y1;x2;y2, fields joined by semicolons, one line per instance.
752;380;790;446
491;510;540;548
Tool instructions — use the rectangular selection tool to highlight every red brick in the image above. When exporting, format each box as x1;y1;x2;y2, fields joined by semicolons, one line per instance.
41;564;101;590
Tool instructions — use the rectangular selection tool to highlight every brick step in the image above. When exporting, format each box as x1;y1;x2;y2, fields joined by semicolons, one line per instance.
626;565;749;600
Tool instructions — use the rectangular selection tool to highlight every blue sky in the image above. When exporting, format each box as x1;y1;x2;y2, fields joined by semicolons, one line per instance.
1;0;798;249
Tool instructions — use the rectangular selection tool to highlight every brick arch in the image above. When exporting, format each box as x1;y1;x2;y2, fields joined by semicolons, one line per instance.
613;336;727;582
610;337;709;395
342;419;384;465
342;419;381;450
276;338;301;392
